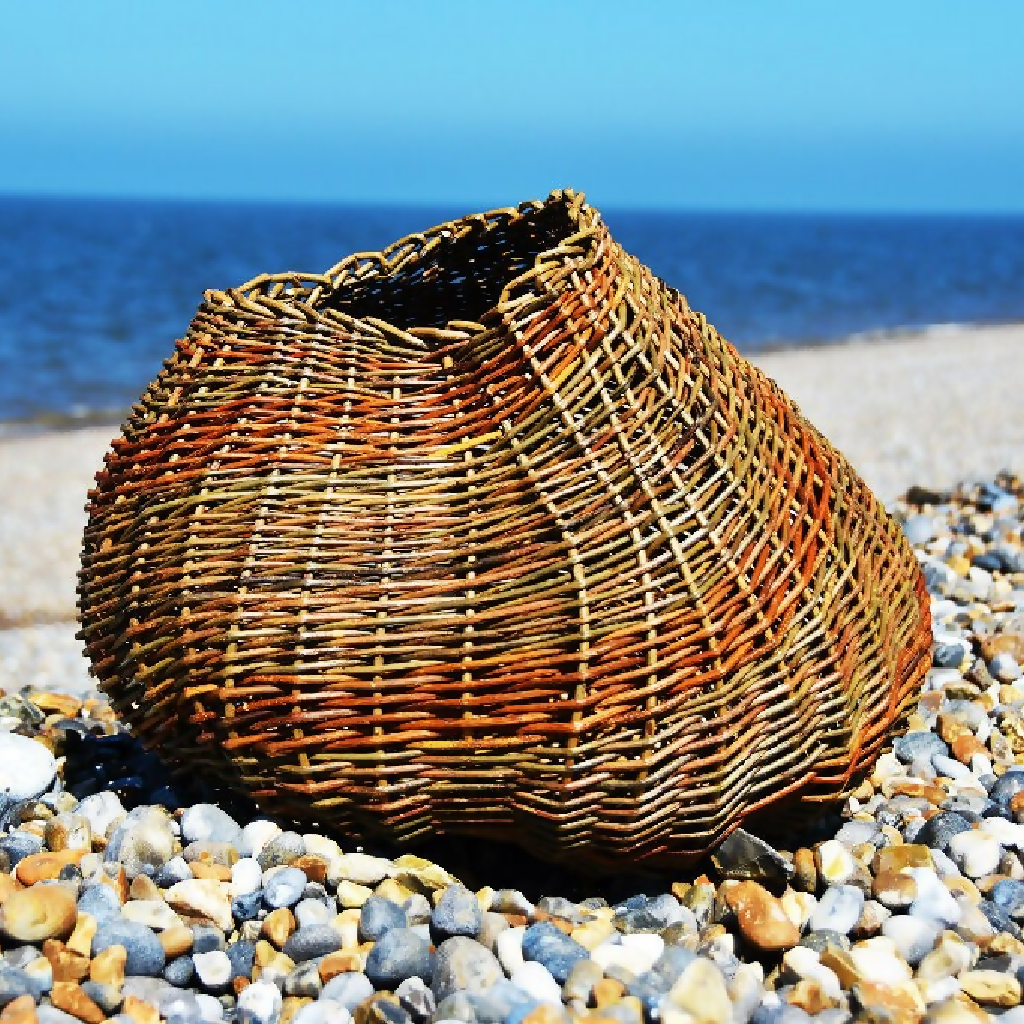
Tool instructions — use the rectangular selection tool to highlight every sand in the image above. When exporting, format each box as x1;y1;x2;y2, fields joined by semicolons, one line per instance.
1;323;1021;693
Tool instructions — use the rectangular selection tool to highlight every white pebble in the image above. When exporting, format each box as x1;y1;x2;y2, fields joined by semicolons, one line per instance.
495;926;525;975
231;857;264;896
195;994;226;1023
75;791;126;837
948;830;1001;878
848;938;913;986
193;950;233;989
808;885;863;935
0;735;56;803
909;868;961;928
510;961;563;1004
292;1001;351;1024
237;820;282;858
236;980;283;1024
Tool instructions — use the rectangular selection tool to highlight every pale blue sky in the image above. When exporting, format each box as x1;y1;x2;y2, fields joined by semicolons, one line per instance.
2;1;1022;212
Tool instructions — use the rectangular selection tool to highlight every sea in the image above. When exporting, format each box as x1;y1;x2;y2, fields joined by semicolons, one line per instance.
1;195;1023;431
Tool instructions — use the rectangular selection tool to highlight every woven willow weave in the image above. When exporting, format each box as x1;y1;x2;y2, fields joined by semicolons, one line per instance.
79;190;931;866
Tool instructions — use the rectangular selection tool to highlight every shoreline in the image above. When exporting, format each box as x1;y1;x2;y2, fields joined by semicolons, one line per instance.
2;318;1022;441
1;321;1021;693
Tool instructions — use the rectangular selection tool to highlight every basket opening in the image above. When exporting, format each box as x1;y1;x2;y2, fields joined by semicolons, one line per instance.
324;199;577;335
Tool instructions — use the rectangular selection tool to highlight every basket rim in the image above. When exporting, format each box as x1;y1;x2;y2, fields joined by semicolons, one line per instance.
201;188;604;341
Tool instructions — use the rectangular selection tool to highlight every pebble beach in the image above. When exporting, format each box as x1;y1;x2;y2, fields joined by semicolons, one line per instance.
1;323;1023;1024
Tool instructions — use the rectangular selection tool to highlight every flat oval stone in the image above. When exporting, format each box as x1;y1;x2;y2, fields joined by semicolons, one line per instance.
282;925;343;962
0;885;77;942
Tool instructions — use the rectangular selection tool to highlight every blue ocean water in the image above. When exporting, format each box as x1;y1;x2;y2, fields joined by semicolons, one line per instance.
1;195;1023;428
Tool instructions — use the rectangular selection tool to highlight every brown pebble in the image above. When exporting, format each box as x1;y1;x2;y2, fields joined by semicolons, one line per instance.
159;924;194;958
532;909;574;934
959;970;1021;1008
44;815;92;854
130;874;161;901
90;943;127;986
937;713;972;744
872;870;918;909
65;913;96;958
42;940;90;983
883;779;948;804
15;850;86;886
262;906;296;947
123;995;160;1024
233;977;250;996
852;979;925;1021
190;862;232;882
873;845;932;876
819;947;859;989
50;981;105;1024
725;880;799;952
293;854;328;886
952;733;988;765
0;885;77;942
99;864;128;904
0;995;37;1022
501;912;529;927
792;848;817;893
593;978;626;1008
319;951;364;982
787;979;838;1015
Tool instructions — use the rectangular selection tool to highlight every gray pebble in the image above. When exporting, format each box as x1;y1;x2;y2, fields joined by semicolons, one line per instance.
92;918;166;976
283;962;322;999
893;731;947;765
180;805;242;845
257;831;305;870
432;885;483;940
809;885;864;936
319;972;375;1011
77;884;123;924
282;925;344;962
365;927;434;989
263;867;307;909
359;895;408;942
431;936;504;1001
521;920;589;983
163;955;196;988
395;976;436;1020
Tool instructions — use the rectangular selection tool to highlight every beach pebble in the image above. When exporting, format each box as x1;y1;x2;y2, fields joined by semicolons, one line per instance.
808;885;864;936
726;881;800;951
262;866;307;909
0;884;77;942
359;895;407;941
521;921;589;983
320;973;375;1011
510;960;563;1004
92;918;166;976
0;734;57;804
364;927;434;988
432;884;482;940
165;879;234;931
431;936;503;1000
192;950;232;991
282;924;344;961
236;980;282;1024
948;830;1001;878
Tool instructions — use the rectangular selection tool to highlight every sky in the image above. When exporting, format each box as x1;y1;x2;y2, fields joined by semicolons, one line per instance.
1;1;1023;213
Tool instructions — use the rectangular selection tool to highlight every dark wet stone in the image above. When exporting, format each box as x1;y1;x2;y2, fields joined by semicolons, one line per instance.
912;811;973;851
711;828;793;884
933;645;966;669
616;893;682;934
521;920;588;984
359;895;408;942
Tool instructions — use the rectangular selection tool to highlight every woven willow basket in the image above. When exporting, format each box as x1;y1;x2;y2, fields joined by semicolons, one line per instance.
79;190;931;867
